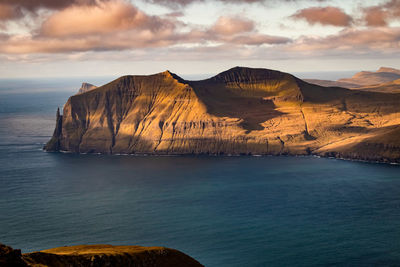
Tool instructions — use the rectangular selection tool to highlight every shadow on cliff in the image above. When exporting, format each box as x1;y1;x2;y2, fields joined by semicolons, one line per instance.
188;80;284;133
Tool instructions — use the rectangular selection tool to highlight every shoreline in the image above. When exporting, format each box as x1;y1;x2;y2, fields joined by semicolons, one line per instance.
43;148;400;166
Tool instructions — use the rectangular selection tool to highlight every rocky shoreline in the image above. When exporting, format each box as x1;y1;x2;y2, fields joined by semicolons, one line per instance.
0;243;203;267
45;148;400;165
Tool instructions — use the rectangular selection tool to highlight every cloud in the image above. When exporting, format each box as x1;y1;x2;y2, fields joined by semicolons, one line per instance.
210;16;254;35
289;1;399;28
291;6;352;27
148;0;198;7
362;0;400;27
3;25;400;63
0;5;290;54
40;0;174;37
4;0;399;61
148;0;262;7
0;33;174;54
179;16;290;45
229;34;290;45
0;4;23;21
0;0;110;27
289;27;400;53
389;0;400;16
149;0;322;8
363;6;388;27
0;0;179;53
0;0;100;11
164;11;185;17
0;0;110;29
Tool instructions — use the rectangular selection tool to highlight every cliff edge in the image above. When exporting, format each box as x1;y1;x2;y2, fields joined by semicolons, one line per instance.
0;243;203;267
44;67;400;163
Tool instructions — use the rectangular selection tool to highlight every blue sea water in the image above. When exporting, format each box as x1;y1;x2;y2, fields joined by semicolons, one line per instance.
1;78;400;266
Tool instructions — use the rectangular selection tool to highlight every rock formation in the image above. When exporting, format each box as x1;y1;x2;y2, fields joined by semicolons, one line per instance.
0;243;203;267
305;67;400;91
303;79;360;89
355;79;400;93
377;67;400;75
338;69;400;86
45;67;400;163
77;82;97;94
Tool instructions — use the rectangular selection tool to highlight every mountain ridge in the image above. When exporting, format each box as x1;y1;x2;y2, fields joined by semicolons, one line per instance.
305;67;400;92
45;67;400;163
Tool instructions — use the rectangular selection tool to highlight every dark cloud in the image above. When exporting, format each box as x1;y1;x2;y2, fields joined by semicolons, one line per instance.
0;0;100;11
0;4;23;21
0;0;107;25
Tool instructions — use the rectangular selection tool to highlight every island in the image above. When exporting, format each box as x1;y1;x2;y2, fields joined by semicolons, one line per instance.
45;67;400;163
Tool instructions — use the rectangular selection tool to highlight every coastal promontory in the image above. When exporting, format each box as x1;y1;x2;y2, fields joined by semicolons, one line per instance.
45;67;400;163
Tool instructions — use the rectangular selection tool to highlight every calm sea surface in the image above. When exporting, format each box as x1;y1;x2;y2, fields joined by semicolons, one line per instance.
1;78;400;266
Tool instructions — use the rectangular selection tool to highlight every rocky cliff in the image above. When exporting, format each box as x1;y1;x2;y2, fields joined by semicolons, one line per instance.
45;67;400;163
0;243;203;267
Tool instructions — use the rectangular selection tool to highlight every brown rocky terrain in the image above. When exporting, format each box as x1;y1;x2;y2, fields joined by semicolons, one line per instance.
305;67;400;92
303;79;360;88
355;79;400;93
376;67;400;75
45;66;400;163
338;69;400;86
0;243;203;267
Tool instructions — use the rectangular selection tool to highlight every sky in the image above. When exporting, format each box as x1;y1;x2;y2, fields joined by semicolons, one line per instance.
0;0;400;78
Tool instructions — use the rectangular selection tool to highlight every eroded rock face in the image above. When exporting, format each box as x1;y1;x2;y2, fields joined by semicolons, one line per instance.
45;67;400;163
0;243;203;267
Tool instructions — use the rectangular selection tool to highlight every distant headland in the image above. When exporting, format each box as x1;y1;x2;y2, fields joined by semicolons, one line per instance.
45;67;400;163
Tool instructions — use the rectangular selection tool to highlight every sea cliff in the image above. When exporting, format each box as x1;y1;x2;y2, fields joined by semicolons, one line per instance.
45;67;400;163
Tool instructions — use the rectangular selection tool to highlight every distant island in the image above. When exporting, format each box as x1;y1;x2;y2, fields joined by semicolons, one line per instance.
0;243;203;267
45;67;400;163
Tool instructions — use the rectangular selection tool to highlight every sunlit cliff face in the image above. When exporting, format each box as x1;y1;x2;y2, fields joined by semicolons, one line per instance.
1;0;400;77
44;67;400;163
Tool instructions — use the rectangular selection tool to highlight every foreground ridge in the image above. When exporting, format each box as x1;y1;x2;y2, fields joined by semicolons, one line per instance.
45;67;400;163
0;243;203;267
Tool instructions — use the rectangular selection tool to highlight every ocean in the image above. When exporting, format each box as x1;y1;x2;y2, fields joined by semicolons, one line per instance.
1;77;400;266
